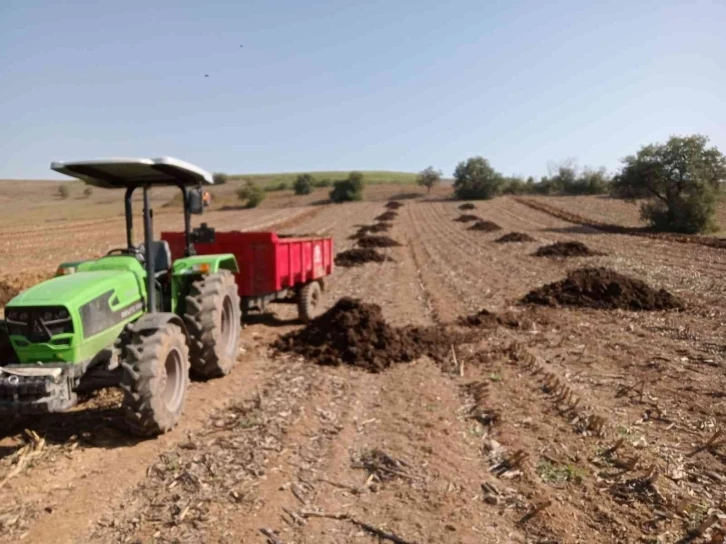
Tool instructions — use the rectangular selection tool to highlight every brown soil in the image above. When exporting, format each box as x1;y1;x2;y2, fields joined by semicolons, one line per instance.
385;201;403;209
495;232;536;243
357;235;401;248
520;267;684;311
0;272;52;307
334;248;393;267
533;240;602;257
275;298;471;372
468;220;502;232
453;214;479;222
458;203;476;210
515;197;726;250
375;211;398;221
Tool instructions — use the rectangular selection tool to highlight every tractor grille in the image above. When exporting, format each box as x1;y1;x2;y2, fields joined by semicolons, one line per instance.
5;307;73;342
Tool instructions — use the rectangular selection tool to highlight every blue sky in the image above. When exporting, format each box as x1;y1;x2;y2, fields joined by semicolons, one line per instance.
1;0;725;179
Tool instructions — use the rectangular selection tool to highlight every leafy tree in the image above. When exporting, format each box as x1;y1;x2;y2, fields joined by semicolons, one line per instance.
236;181;266;208
83;186;93;198
330;171;365;203
293;173;314;195
612;134;726;233
416;166;442;194
453;157;503;200
212;172;228;185
501;176;528;195
57;184;69;199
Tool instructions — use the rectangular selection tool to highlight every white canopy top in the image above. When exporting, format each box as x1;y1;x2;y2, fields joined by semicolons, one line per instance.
51;157;214;188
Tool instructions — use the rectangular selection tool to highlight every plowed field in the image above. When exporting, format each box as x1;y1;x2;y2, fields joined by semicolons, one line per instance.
2;196;726;543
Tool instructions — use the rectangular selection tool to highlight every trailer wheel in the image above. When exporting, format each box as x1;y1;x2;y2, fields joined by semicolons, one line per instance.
298;281;322;323
121;323;190;436
184;271;241;379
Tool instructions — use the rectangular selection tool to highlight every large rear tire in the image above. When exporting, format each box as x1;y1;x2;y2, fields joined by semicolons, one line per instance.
121;323;190;436
183;271;241;379
298;281;322;323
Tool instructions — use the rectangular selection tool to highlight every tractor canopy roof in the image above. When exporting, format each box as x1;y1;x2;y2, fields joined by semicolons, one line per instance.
51;157;213;189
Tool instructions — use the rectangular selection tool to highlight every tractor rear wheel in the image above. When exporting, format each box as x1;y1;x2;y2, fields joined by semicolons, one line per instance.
298;281;322;323
121;323;190;436
183;271;241;379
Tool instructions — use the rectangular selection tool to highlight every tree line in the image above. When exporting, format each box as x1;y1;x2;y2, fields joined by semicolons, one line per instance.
431;134;726;234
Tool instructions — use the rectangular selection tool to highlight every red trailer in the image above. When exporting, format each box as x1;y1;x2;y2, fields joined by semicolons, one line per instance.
162;224;333;322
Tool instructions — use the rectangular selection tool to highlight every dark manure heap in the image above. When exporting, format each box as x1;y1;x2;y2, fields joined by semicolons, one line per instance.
335;248;393;267
495;232;535;243
376;211;398;221
357;235;401;249
275;298;473;372
349;223;392;239
520;267;683;311
385;201;403;209
533;241;603;257
454;214;479;223
458;309;523;328
458;203;476;210
468;220;502;232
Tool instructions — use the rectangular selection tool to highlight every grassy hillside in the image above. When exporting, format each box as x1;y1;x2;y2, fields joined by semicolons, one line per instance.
228;170;417;186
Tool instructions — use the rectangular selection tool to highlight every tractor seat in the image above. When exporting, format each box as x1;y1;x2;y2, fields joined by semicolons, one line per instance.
139;240;172;277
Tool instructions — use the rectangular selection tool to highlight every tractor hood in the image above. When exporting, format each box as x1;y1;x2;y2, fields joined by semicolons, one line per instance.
8;271;136;308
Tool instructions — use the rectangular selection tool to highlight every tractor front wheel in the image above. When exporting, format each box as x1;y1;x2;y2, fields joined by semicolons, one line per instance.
121;323;190;436
183;271;241;379
298;281;322;323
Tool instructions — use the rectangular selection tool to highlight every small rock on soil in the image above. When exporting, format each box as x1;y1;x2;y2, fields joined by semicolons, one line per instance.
533;241;603;257
454;214;479;223
520;267;684;311
458;203;476;210
468;220;502;232
376;211;398;221
274;298;473;372
385;201;403;209
334;248;393;267
495;232;535;243
357;235;401;249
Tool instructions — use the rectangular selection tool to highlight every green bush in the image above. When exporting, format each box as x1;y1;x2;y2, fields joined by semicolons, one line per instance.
329;171;364;203
640;185;718;234
613;134;726;233
212;172;228;185
314;178;332;188
293;173;314;195
453;157;503;200
264;181;289;192
236;181;266;208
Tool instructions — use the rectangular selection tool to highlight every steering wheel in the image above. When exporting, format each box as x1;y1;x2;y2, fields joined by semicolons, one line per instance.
106;247;145;262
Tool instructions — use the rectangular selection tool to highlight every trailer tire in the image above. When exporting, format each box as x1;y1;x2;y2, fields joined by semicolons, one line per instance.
121;323;190;436
184;271;241;379
298;281;322;323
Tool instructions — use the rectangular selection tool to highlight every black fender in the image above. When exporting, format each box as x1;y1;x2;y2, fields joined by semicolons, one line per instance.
131;313;189;342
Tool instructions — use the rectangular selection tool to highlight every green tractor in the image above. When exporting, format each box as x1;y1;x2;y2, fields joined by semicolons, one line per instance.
0;158;242;436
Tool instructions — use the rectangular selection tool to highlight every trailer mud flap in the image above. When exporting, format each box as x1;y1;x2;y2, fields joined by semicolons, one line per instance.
0;366;76;414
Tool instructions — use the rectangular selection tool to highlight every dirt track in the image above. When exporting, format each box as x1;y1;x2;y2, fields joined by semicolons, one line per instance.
2;196;726;543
